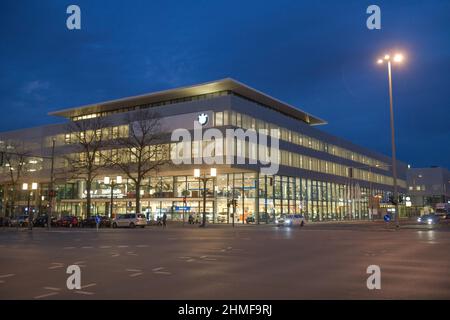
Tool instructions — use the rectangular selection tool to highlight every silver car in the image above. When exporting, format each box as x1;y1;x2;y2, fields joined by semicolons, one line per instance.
276;214;306;227
9;215;30;227
112;213;146;228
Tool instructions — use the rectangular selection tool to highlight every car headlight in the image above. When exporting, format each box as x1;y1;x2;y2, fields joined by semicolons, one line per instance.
427;218;433;224
417;217;422;222
275;220;278;224
285;219;291;224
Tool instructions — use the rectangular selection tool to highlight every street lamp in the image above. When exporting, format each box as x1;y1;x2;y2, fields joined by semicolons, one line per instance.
22;182;38;230
104;176;123;218
376;52;404;228
194;168;216;227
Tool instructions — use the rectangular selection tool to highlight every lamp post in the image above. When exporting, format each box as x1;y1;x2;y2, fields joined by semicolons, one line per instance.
104;176;123;218
22;182;38;230
377;53;404;228
194;168;216;227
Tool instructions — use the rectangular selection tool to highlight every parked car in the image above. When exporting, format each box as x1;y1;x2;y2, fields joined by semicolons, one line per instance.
81;216;111;228
9;215;30;227
56;216;79;228
245;215;256;224
0;216;11;227
112;213;146;228
276;214;305;227
417;214;440;225
33;215;57;227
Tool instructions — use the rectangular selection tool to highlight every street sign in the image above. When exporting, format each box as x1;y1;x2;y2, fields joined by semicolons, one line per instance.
384;214;391;222
175;206;191;211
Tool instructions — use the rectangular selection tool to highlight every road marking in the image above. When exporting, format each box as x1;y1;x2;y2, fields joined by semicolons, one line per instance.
129;272;143;277
81;246;93;249
136;244;149;248
99;245;111;249
187;259;195;262
111;253;120;257
117;245;129;248
43;287;61;291
81;283;96;289
74;290;94;295
200;256;217;261
34;292;59;299
126;269;142;272
0;274;15;279
73;261;86;265
48;263;64;270
152;267;164;272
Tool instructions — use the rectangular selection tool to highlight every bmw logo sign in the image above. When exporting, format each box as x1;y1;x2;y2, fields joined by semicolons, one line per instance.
198;113;209;126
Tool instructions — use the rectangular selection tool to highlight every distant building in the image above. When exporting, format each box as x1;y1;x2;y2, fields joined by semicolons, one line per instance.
407;167;450;209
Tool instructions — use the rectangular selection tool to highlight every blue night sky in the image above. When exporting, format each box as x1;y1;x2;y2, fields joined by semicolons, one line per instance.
1;0;449;168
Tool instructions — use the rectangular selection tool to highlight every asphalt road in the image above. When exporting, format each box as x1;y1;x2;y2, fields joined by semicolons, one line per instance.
1;222;450;299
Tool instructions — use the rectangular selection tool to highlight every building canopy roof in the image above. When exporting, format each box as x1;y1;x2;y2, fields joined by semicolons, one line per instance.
49;78;327;125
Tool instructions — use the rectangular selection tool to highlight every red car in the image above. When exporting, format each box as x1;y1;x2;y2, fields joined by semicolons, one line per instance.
56;216;79;228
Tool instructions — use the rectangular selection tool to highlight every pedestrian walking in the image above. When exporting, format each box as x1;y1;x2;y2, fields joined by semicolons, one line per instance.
162;212;167;228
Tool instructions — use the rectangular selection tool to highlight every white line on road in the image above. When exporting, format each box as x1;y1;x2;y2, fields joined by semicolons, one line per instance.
48;263;64;270
111;253;120;257
152;267;164;272
43;287;61;291
136;245;149;248
117;245;129;248
74;290;95;295
126;269;142;272
34;292;59;299
0;274;15;278
81;246;93;249
99;245;111;249
73;261;86;264
81;283;96;289
129;272;143;277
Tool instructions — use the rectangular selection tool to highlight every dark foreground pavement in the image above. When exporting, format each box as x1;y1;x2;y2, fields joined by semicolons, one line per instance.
1;222;450;299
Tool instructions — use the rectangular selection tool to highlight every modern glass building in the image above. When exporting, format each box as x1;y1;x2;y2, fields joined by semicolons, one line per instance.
0;78;407;223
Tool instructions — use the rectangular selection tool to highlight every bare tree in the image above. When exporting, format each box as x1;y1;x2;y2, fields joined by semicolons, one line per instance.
109;109;169;214
0;141;32;217
64;117;109;218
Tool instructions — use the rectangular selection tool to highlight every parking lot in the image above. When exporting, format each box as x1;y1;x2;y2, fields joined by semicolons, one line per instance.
1;221;450;299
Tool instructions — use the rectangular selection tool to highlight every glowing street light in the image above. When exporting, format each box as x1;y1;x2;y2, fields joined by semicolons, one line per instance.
376;52;405;228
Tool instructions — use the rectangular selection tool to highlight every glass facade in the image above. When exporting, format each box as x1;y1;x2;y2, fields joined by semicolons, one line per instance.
51;172;394;223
